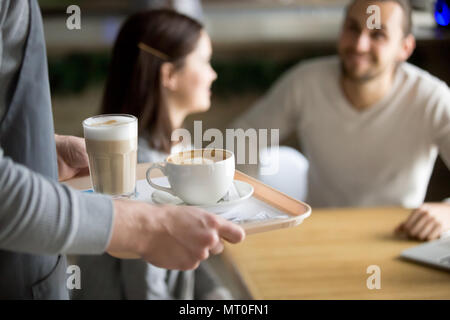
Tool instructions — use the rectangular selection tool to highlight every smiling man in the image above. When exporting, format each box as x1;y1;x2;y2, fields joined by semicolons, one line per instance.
339;0;415;109
233;0;450;240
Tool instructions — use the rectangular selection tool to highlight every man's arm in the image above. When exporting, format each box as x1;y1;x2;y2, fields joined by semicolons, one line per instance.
432;84;450;168
394;84;450;241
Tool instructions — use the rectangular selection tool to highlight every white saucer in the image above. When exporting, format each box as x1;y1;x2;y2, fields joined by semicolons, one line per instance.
151;180;254;213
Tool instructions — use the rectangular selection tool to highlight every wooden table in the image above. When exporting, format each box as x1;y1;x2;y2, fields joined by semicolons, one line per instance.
222;207;450;299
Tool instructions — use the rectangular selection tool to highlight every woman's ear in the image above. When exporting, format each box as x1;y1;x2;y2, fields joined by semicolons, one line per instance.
160;62;178;91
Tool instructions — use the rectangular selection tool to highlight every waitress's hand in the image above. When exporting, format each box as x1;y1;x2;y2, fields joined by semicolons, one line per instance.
107;201;245;270
55;134;90;181
395;202;450;241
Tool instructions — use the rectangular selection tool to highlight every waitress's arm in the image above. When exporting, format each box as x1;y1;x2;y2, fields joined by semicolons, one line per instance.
0;147;114;255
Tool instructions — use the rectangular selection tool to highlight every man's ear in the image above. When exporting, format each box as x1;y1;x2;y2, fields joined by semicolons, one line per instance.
398;34;416;61
160;62;178;91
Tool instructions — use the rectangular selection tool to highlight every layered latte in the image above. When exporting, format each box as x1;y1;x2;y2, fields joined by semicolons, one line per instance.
83;115;137;197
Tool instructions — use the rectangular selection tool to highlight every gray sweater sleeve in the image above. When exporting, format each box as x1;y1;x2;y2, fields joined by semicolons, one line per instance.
0;2;114;255
0;147;115;255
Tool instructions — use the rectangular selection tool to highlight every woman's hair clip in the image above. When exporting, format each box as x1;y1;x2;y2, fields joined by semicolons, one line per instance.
138;42;170;61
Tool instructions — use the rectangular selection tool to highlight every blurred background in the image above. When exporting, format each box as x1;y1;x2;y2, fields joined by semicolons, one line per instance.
41;0;450;201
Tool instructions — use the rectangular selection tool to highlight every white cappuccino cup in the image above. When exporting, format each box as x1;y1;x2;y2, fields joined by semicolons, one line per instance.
146;149;235;205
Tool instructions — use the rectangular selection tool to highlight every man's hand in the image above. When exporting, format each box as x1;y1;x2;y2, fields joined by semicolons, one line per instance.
107;200;246;270
55;134;90;181
395;202;450;241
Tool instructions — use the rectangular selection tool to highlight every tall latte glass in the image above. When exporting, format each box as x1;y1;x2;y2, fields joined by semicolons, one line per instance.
83;114;137;198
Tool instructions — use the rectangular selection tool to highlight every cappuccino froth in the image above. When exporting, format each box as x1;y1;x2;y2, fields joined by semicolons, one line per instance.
168;149;230;165
176;157;215;165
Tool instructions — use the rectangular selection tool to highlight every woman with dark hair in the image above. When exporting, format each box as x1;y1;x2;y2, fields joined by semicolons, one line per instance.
102;8;216;160
73;9;230;300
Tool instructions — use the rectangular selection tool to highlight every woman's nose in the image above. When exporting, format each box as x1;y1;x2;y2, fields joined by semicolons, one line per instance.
210;66;218;81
